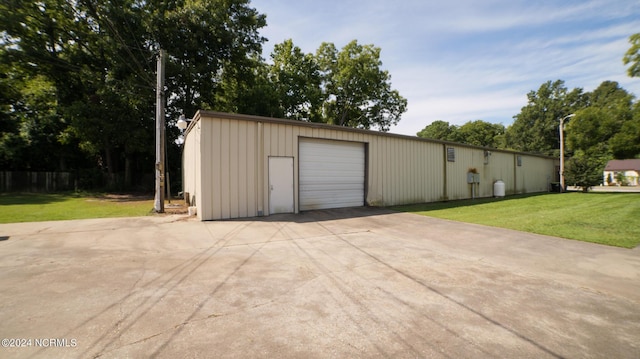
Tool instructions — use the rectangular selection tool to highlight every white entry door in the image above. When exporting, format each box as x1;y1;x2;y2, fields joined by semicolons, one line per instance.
269;157;294;214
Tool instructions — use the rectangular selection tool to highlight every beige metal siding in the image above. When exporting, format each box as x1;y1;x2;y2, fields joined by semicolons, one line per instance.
182;115;201;217
367;136;444;206
194;118;261;220
451;149;518;198
518;155;555;193
487;152;516;195
186;112;556;220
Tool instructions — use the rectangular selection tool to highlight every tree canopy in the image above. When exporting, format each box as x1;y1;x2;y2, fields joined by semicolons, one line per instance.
267;39;323;122
505;80;585;156
0;0;267;188
417;78;639;190
623;33;640;78
0;2;408;189
1;1;639;193
417;120;505;148
249;39;408;131
316;40;407;131
416;120;458;142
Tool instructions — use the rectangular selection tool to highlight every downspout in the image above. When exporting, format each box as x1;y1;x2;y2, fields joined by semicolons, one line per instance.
257;122;264;216
513;154;518;194
442;144;448;200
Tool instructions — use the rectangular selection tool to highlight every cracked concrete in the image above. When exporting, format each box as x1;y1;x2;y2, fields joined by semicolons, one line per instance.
0;208;639;358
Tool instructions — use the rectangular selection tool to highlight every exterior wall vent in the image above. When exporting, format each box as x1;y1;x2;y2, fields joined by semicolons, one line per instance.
447;147;455;162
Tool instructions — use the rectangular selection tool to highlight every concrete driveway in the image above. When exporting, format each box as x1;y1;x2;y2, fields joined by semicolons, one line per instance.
1;208;639;358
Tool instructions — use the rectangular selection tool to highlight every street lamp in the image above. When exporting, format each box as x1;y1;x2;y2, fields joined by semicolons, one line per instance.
559;113;575;192
175;114;190;201
175;114;188;145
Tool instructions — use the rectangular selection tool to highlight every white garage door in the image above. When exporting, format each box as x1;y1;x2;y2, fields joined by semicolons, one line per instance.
299;138;365;211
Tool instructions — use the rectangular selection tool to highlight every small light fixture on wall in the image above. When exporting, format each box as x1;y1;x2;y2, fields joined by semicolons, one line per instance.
484;150;491;164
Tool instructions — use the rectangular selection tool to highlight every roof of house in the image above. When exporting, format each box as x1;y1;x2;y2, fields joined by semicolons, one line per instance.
604;159;640;171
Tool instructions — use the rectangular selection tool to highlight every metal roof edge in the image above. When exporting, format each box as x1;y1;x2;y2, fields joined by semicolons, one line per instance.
195;110;556;160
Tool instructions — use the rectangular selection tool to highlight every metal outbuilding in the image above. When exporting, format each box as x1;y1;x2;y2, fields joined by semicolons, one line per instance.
182;111;557;221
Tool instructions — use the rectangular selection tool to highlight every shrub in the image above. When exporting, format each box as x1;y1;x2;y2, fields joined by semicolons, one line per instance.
565;155;606;192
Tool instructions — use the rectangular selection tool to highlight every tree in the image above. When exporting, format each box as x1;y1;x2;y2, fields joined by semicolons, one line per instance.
564;154;607;192
316;40;407;131
0;0;267;189
417;120;506;148
457;120;505;148
506;80;585;156
623;33;640;78
0;72;69;170
149;0;267;118
609;103;640;159
268;39;323;121
216;56;281;117
416;120;458;141
566;81;635;159
0;0;92;171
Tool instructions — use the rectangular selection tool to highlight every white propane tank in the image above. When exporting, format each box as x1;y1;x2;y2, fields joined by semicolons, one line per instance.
494;180;505;197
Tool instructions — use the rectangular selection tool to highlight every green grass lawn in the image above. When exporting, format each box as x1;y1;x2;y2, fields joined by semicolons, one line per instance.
0;192;155;223
393;192;640;248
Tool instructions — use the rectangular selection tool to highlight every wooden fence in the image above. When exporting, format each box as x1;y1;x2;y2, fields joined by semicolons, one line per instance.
0;172;74;192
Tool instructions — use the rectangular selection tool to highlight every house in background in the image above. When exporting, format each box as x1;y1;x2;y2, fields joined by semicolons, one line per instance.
603;159;640;186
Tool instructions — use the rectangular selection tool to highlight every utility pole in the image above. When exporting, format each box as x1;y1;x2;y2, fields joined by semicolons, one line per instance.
558;114;575;192
154;49;166;213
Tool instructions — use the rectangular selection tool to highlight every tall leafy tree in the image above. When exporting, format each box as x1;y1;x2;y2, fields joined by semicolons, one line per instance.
562;81;635;190
1;0;267;189
566;81;634;158
0;72;67;170
506;80;585;156
268;39;323;122
0;0;90;171
416;120;458;141
55;0;157;186
216;56;280;117
417;120;505;148
609;102;640;159
148;0;267;118
623;33;640;78
316;40;407;131
457;120;506;148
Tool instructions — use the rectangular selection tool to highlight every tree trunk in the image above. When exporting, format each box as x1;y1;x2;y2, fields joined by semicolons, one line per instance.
104;146;115;188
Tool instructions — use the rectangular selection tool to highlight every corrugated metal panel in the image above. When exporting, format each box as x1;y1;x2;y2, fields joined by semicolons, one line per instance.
182;116;200;215
186;112;557;220
196;118;262;220
367;136;383;206
200;118;215;220
299;138;365;210
519;155;554;193
229;119;239;217
446;146;478;200
486;152;515;195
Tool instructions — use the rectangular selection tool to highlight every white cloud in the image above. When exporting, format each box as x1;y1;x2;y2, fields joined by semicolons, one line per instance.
252;0;640;136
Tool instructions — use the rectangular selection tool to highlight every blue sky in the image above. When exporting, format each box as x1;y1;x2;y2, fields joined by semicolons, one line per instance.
251;0;640;136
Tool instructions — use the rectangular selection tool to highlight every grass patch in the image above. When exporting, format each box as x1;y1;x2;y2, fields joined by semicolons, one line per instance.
0;192;155;223
392;192;640;248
